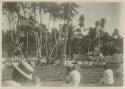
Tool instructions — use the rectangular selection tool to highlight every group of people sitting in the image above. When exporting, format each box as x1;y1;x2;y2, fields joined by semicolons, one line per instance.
2;56;114;87
64;59;114;86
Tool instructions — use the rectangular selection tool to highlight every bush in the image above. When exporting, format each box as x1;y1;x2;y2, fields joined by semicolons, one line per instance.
105;54;123;63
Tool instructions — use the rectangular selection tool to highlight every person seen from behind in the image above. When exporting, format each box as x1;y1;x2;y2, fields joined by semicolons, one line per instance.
99;64;114;86
66;62;81;87
3;60;41;87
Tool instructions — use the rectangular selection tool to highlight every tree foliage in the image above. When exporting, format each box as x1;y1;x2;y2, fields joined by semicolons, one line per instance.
2;2;123;62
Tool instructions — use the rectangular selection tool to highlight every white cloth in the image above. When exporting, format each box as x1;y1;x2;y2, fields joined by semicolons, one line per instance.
67;70;81;87
102;69;114;85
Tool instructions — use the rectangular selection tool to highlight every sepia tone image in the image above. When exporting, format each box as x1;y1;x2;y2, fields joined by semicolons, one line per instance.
2;1;123;87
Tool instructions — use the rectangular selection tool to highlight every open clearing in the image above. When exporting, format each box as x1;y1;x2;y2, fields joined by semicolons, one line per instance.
2;63;123;87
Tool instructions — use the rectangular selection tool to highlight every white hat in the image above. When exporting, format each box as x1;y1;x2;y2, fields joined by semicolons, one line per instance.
13;61;34;80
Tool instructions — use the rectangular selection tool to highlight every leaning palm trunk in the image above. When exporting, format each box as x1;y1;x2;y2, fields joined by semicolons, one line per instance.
16;39;24;57
49;25;62;59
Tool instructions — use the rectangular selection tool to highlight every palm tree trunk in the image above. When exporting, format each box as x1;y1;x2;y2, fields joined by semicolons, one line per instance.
53;20;57;59
16;11;20;29
38;10;43;57
35;32;38;57
62;3;71;65
21;3;26;17
33;7;37;21
26;32;28;56
99;27;101;53
46;14;51;63
38;34;42;57
69;42;71;57
9;12;14;57
40;10;43;25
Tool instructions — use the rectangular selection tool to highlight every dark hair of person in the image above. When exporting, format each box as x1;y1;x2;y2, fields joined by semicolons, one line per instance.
104;64;108;69
71;64;79;71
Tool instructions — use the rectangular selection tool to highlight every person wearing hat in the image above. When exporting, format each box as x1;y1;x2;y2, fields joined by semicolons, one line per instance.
99;64;114;86
66;62;81;87
3;60;41;87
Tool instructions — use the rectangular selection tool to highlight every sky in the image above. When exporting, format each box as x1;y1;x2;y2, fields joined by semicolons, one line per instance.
75;2;123;36
2;2;124;36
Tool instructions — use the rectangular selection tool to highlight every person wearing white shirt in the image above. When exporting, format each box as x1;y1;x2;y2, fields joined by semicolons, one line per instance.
99;64;114;86
66;63;81;87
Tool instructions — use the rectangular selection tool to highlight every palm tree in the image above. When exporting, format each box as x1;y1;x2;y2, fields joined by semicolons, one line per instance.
3;2;20;57
100;18;106;29
38;2;52;60
100;18;106;52
30;2;45;57
67;24;75;56
95;20;101;49
49;24;62;59
112;28;120;39
78;14;87;53
79;14;85;28
46;2;62;59
60;2;79;65
31;2;38;20
40;2;62;62
95;18;106;52
37;2;48;57
60;2;79;24
20;2;29;57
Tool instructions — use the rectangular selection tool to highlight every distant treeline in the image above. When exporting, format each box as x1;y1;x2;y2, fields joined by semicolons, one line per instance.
2;2;123;61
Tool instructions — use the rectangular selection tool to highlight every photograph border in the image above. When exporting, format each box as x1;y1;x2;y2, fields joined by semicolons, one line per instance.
0;0;125;88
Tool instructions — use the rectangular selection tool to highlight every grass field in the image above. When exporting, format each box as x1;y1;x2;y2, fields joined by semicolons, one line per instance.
2;63;123;87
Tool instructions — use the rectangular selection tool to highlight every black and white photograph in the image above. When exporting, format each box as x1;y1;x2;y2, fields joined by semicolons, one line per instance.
2;0;124;87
